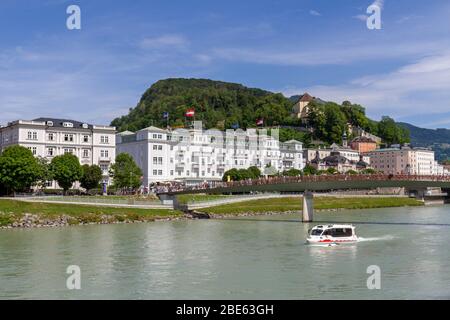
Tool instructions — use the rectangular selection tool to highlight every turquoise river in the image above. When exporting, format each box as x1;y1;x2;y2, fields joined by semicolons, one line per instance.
1;205;450;299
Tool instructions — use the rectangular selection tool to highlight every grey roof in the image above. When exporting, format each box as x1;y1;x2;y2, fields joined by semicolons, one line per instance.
118;130;135;136
138;126;167;133
33;117;93;129
283;139;303;144
322;152;350;165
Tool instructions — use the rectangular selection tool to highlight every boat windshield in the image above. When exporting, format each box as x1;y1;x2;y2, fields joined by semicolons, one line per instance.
310;229;323;236
327;228;353;237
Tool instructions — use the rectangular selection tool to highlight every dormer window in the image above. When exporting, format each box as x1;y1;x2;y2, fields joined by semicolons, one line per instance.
63;122;73;128
46;121;54;127
82;123;89;129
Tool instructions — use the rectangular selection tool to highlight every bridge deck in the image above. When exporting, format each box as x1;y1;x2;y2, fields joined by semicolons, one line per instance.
159;175;450;195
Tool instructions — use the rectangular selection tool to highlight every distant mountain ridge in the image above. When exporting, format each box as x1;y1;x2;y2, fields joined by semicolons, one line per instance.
398;123;450;146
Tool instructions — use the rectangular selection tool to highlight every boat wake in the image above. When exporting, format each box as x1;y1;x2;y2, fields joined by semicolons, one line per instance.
358;235;397;242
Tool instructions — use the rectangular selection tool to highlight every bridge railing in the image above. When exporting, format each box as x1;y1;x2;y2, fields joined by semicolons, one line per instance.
159;174;450;194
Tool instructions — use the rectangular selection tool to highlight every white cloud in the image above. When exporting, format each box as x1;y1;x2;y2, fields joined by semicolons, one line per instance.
281;53;450;121
212;40;443;66
309;10;321;17
353;14;368;21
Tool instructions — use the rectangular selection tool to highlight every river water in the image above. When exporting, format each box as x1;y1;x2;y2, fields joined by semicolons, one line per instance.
1;205;450;300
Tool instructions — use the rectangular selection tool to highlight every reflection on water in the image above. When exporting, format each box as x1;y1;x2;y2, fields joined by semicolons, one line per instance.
1;205;450;299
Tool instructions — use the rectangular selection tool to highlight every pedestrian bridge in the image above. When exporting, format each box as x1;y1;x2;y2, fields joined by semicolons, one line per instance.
157;175;450;222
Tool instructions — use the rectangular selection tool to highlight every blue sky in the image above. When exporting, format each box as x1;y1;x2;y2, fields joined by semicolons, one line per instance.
1;0;450;128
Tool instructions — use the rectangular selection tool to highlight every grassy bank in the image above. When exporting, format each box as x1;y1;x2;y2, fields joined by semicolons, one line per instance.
199;196;424;215
0;199;183;227
177;194;232;204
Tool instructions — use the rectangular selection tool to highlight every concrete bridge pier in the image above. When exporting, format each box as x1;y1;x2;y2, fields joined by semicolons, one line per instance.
302;191;314;222
442;189;450;204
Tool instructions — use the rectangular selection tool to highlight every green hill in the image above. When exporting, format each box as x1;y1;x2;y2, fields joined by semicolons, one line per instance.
111;78;409;146
398;123;450;161
111;78;293;131
398;123;450;146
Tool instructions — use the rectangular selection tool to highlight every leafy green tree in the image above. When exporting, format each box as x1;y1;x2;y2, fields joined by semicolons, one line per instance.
222;168;239;182
278;128;311;146
346;169;358;175
110;153;143;189
50;154;83;193
341;103;369;130
36;157;53;189
80;164;103;190
302;165;318;176
377;116;399;146
0;145;42;194
282;168;302;176
324;103;347;144
247;166;261;179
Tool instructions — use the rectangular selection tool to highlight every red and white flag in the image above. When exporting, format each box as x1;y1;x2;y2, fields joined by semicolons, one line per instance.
256;118;264;126
185;108;195;117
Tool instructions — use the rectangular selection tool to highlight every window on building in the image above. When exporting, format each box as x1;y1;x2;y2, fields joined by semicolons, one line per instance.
48;133;54;141
83;135;89;143
100;136;109;144
64;134;74;142
101;150;109;158
64;148;73;155
27;131;37;140
158;170;163;175
153;170;158;175
47;147;54;157
83;149;89;158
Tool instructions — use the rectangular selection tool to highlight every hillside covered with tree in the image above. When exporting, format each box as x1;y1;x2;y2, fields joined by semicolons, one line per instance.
111;78;410;146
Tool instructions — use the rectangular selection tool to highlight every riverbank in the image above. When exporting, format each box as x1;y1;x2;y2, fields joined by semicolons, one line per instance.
0;199;183;229
0;196;424;229
197;196;424;215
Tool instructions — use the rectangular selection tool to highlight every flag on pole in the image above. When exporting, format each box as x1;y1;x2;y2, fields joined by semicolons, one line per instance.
162;111;169;119
185;108;195;117
256;118;264;126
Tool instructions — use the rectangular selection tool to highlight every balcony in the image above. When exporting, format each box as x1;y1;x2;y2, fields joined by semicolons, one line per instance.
98;156;112;162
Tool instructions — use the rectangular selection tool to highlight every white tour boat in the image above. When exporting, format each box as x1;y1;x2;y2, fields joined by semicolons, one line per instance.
306;224;358;245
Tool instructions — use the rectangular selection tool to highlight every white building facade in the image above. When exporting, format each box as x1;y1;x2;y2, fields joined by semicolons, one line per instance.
366;147;448;175
0;118;116;188
116;123;304;186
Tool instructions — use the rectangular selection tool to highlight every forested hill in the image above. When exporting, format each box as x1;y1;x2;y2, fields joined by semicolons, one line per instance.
111;78;288;131
111;78;409;146
398;123;450;146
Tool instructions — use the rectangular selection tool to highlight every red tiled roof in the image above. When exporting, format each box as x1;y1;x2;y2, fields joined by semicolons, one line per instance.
351;136;376;143
299;93;314;102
